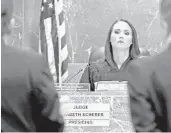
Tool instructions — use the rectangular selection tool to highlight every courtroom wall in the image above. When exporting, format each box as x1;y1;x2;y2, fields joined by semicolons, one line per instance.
8;0;164;63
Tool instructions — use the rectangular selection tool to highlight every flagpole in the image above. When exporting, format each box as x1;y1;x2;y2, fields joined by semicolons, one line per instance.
54;0;62;84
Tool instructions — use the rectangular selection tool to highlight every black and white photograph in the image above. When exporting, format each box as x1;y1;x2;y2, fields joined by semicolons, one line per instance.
1;0;171;132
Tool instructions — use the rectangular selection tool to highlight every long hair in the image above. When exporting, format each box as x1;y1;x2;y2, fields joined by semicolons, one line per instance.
105;19;140;67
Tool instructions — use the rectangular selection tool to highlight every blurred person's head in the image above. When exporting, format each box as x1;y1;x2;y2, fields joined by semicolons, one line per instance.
1;0;13;37
105;19;140;66
160;0;171;34
159;0;171;51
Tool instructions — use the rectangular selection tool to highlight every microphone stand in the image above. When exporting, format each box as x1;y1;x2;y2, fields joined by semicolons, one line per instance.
64;66;87;83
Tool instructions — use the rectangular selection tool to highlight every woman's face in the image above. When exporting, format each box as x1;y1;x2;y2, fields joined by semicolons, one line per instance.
110;21;133;49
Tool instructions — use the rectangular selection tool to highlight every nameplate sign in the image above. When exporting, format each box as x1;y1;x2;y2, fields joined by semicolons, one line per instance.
58;82;135;132
55;83;90;91
62;103;110;127
95;81;128;92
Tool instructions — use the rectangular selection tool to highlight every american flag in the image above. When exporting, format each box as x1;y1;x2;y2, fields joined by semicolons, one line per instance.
39;0;69;83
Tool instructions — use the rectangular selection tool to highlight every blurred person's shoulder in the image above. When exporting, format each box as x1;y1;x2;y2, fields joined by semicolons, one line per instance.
127;56;156;84
151;50;171;74
130;55;156;71
129;50;171;77
134;51;171;70
3;45;46;69
127;56;157;94
128;50;171;94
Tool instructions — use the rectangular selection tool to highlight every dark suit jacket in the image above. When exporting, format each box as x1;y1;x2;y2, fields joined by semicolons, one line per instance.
1;44;64;132
128;48;171;132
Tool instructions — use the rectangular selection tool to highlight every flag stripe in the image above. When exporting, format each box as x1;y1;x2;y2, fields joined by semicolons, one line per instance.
61;34;66;49
61;57;68;75
61;44;68;62
58;21;66;39
55;0;63;15
51;13;60;82
40;12;48;59
62;70;68;82
44;18;57;82
59;10;64;25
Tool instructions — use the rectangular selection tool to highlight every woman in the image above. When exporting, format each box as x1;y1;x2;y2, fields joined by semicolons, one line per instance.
80;19;140;91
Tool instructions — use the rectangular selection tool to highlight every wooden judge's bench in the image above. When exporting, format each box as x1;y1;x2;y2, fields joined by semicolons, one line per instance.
56;81;135;132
